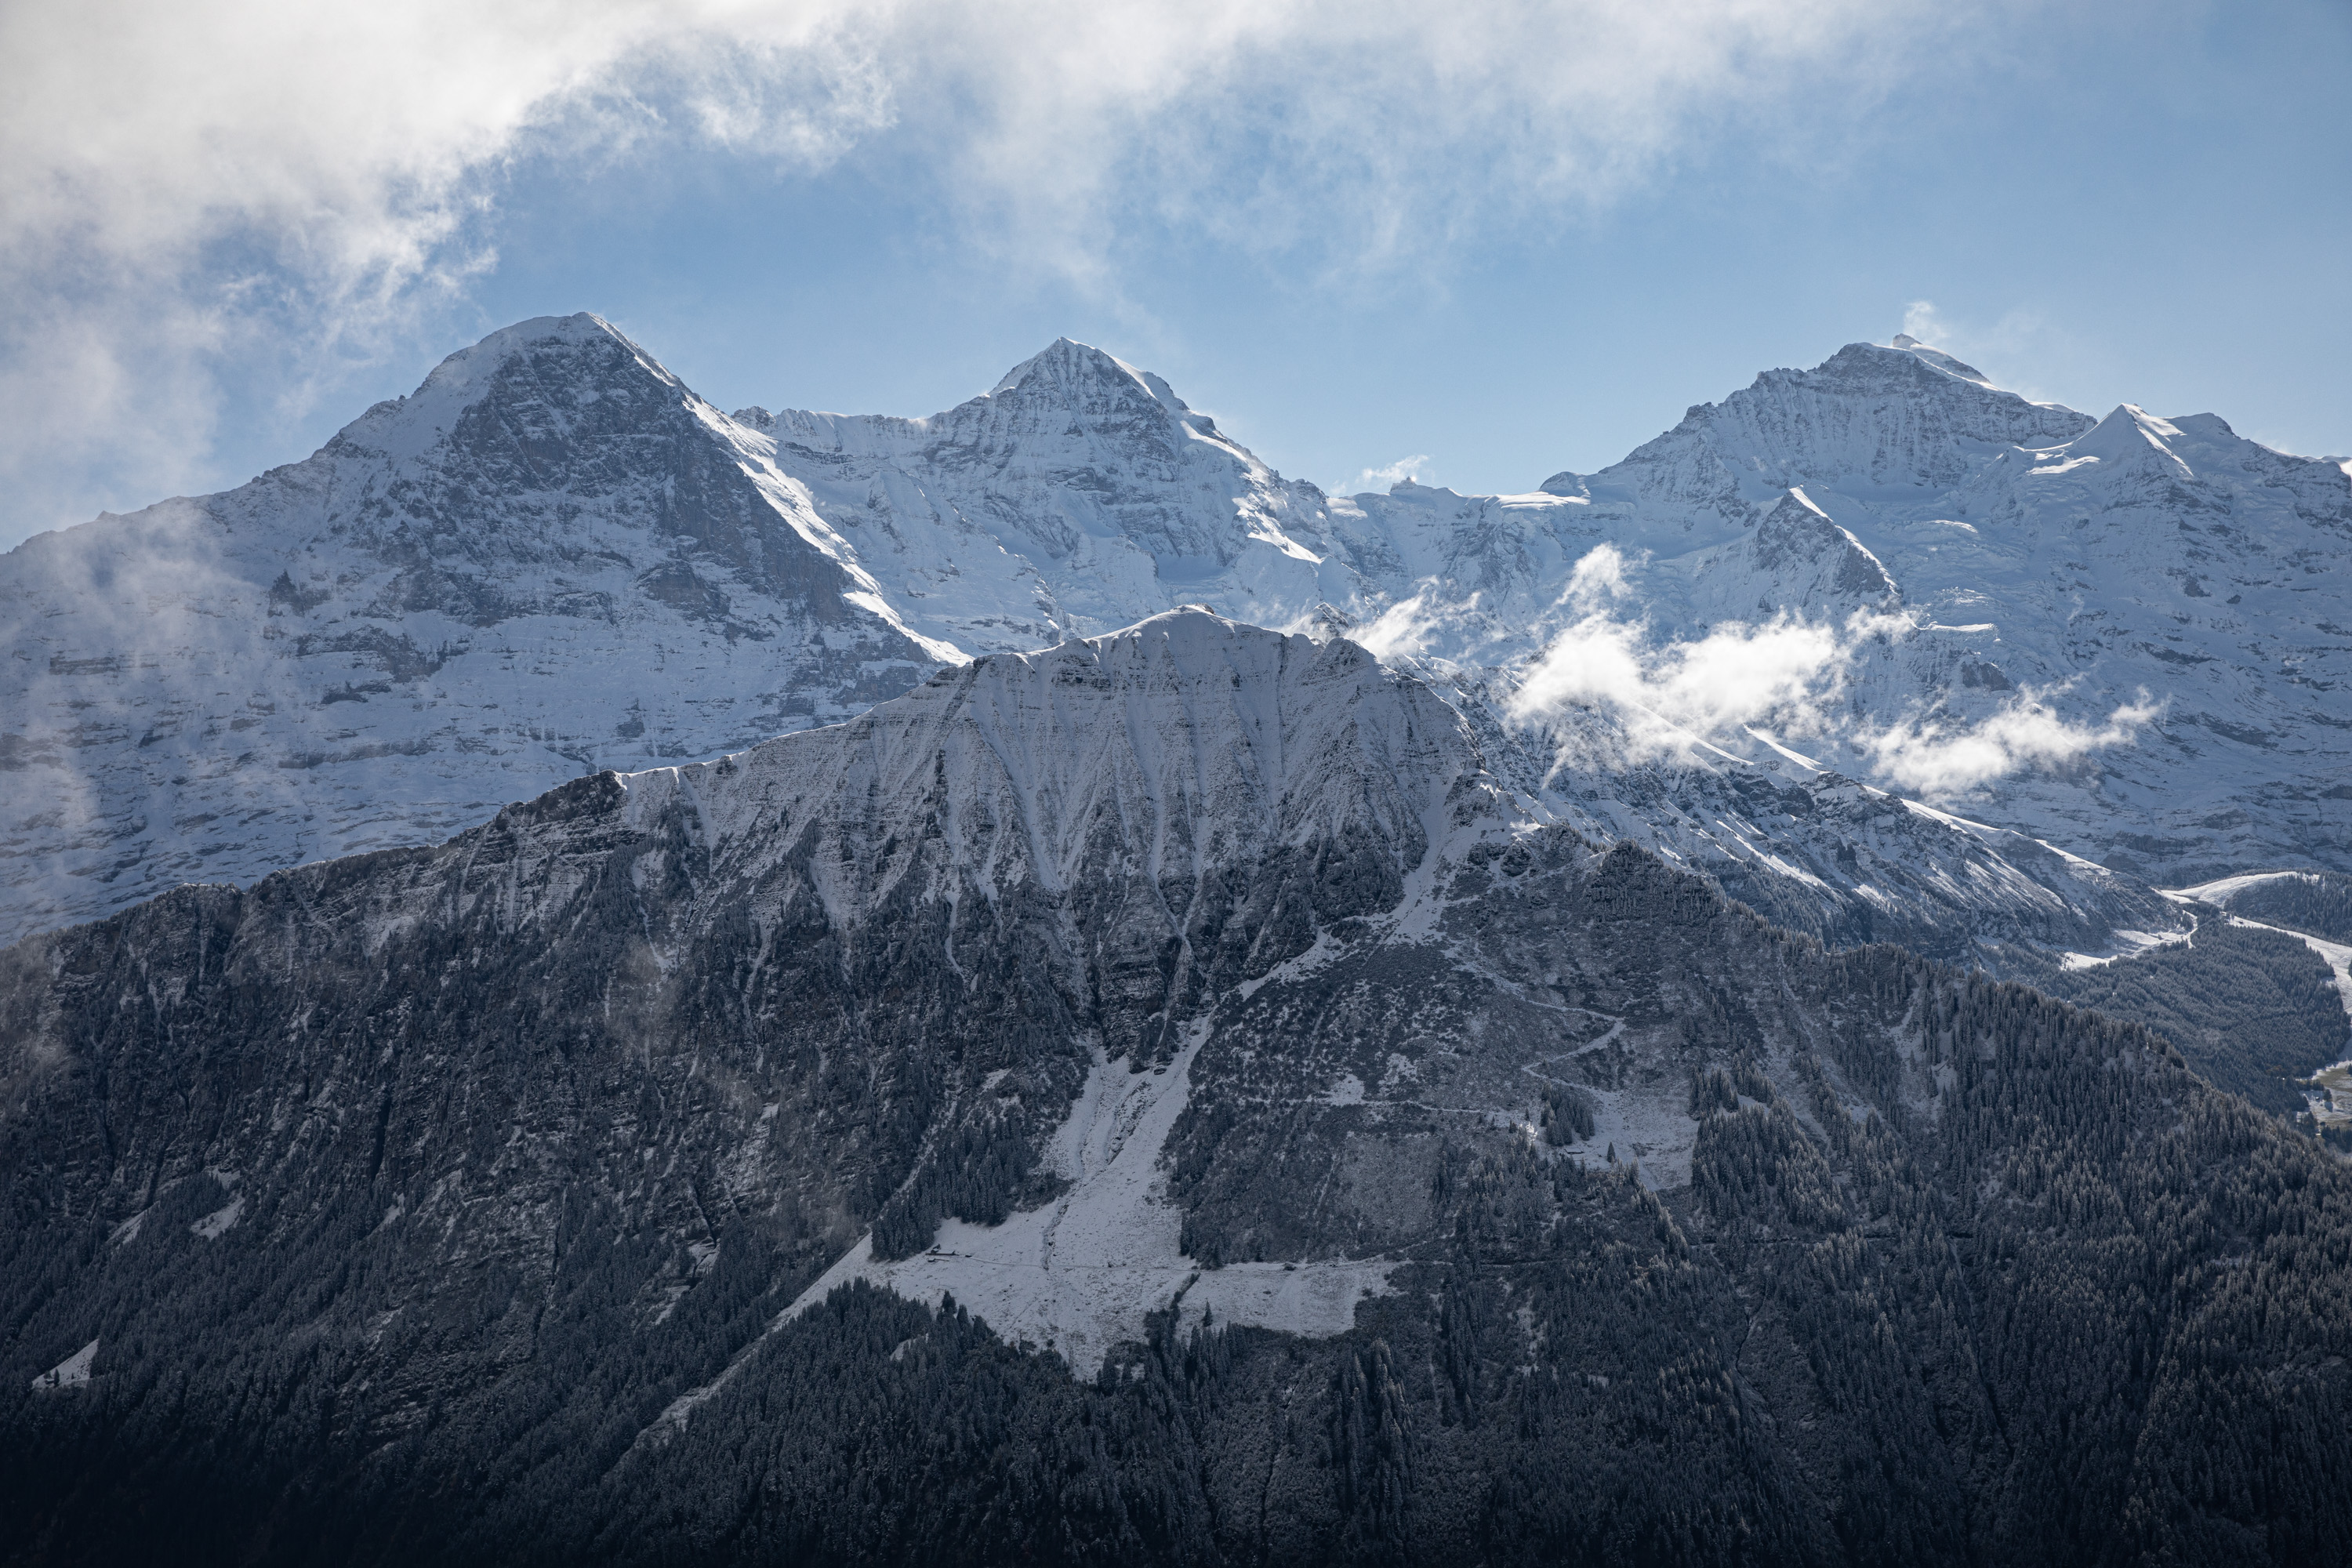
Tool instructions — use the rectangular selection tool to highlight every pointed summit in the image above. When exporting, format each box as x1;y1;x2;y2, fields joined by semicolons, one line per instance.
329;311;692;468
0;311;944;942
1883;332;1994;388
1745;488;1902;606
1526;336;2092;517
2046;403;2198;482
988;337;1192;418
723;336;1336;661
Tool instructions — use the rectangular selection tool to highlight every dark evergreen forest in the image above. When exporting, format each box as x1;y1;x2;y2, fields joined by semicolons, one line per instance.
2;788;2347;1566
2209;872;2352;946
2024;918;2347;1118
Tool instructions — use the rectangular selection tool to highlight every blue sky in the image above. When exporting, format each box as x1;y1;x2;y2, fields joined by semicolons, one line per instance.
3;0;2347;547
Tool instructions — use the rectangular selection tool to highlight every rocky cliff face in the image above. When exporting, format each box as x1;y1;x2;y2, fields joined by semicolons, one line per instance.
3;615;2347;1566
0;614;1479;1403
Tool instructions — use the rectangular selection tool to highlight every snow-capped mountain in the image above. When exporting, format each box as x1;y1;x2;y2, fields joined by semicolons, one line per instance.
4;318;2340;957
735;334;2196;960
731;337;1358;654
6;611;2347;1563
5;325;2347;1564
0;316;952;946
1355;337;2352;880
728;330;2352;906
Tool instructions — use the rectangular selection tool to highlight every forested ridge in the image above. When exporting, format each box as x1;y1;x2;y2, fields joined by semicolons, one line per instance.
2;754;2347;1564
2204;873;2352;946
2020;918;2347;1119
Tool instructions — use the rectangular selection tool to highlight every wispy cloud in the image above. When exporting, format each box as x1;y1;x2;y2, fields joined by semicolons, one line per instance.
1348;455;1433;493
1;0;1999;542
1508;604;1852;746
1504;547;2157;794
1860;692;2161;795
1898;298;2071;401
1900;299;1952;344
1345;587;1451;662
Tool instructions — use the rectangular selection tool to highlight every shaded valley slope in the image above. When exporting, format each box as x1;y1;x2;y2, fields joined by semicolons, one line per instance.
3;616;2347;1567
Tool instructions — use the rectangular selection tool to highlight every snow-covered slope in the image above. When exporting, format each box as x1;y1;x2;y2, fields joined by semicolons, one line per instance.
1369;338;2352;880
720;337;2208;958
0;315;950;945
5;320;2338;953
610;608;1477;982
732;339;1359;653
731;329;2345;911
1;611;1498;1385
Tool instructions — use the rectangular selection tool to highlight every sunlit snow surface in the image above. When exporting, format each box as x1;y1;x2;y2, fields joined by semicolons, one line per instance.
0;316;944;947
6;324;2343;949
191;1196;245;1240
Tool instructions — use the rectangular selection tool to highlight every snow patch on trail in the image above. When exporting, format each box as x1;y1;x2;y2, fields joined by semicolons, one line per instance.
2058;924;2197;971
1319;1073;1367;1106
2173;870;2324;905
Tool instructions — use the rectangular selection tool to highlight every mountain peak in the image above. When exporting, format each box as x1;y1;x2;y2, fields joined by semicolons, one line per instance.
416;312;662;397
1056;604;1300;668
1884;334;1995;387
2055;402;2197;479
989;337;1191;416
333;312;686;465
1575;338;2093;503
1812;338;1998;393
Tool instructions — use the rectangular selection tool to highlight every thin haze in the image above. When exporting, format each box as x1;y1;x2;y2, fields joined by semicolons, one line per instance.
2;0;2347;546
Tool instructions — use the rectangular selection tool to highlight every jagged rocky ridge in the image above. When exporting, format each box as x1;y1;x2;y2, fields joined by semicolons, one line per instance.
749;326;2352;884
18;316;2339;978
3;614;2349;1566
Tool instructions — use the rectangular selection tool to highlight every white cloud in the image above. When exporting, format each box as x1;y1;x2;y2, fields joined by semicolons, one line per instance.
1346;588;1452;662
1900;299;1951;345
1896;297;2069;401
0;0;1997;542
1860;691;2161;795
1508;605;1852;751
1505;547;2155;792
1348;455;1433;493
1561;541;1632;612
